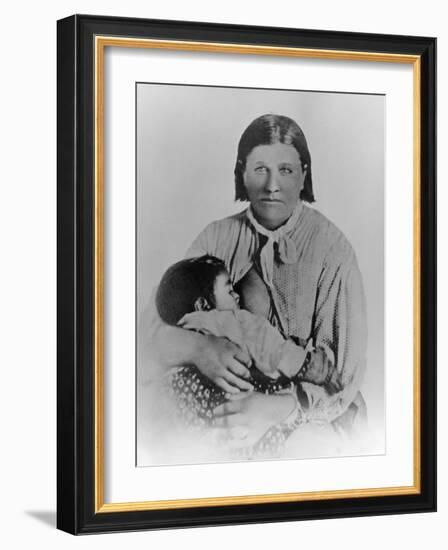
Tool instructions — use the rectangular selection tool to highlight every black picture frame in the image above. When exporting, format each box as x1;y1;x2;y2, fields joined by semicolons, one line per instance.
57;14;436;535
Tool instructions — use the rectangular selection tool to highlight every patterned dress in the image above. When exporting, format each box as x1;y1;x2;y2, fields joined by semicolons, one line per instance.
185;203;368;429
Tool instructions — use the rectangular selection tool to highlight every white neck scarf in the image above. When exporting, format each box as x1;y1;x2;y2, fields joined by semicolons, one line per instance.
246;202;302;287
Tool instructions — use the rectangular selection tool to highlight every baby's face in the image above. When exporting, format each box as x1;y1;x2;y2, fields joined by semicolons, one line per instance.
213;271;240;311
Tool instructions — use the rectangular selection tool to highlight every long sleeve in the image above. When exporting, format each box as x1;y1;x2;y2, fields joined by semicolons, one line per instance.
138;288;172;384
179;309;306;378
236;310;307;377
298;242;367;424
138;221;225;384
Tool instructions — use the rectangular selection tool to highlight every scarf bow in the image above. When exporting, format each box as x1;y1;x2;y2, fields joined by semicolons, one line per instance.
246;204;302;287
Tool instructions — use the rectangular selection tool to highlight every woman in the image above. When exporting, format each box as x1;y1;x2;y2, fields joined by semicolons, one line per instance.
141;114;367;458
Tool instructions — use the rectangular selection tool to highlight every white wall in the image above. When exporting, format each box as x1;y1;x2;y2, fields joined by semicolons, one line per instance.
0;0;444;547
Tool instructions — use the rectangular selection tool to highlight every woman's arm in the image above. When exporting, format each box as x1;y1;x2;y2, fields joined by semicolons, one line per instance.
139;291;253;392
296;242;367;423
140;218;255;391
296;348;341;394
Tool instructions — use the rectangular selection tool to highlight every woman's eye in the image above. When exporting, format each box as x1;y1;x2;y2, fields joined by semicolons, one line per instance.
254;166;268;174
279;167;293;175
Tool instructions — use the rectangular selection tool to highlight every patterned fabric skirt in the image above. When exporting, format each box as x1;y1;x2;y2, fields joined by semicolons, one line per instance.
168;365;293;459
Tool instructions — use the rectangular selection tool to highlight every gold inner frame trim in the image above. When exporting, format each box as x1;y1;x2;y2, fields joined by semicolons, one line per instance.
94;35;422;514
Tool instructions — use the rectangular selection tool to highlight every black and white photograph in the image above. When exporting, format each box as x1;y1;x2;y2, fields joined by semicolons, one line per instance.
136;83;385;466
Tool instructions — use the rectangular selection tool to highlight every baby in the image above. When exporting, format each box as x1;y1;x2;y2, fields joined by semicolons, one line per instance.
156;256;309;455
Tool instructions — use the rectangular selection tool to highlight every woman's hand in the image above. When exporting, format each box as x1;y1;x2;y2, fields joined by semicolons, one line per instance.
213;392;296;447
145;318;252;391
193;334;253;393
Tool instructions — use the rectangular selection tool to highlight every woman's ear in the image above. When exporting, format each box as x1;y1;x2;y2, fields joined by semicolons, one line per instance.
194;296;211;312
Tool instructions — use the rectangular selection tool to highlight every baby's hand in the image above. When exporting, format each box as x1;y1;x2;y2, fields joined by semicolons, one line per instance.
193;334;254;394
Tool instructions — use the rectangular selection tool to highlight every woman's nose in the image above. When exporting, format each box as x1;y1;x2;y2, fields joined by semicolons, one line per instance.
264;171;280;192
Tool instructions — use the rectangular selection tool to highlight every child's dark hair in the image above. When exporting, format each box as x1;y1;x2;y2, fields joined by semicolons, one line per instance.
156;255;228;325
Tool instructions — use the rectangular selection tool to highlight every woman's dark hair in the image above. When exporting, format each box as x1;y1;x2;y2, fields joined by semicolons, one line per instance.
156;255;227;326
234;114;314;203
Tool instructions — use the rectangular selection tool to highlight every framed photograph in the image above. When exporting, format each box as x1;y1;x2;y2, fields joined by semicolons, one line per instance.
57;14;436;534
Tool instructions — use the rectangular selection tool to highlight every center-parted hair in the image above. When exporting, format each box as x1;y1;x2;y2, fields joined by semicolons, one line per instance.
234;113;314;203
156;255;227;326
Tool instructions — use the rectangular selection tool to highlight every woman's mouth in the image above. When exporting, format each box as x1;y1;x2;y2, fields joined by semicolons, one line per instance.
260;198;283;204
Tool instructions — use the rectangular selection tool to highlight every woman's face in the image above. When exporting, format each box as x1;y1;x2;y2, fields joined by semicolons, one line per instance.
243;143;306;230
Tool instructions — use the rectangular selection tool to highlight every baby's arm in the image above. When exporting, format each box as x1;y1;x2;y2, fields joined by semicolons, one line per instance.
236;310;307;378
176;311;254;393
